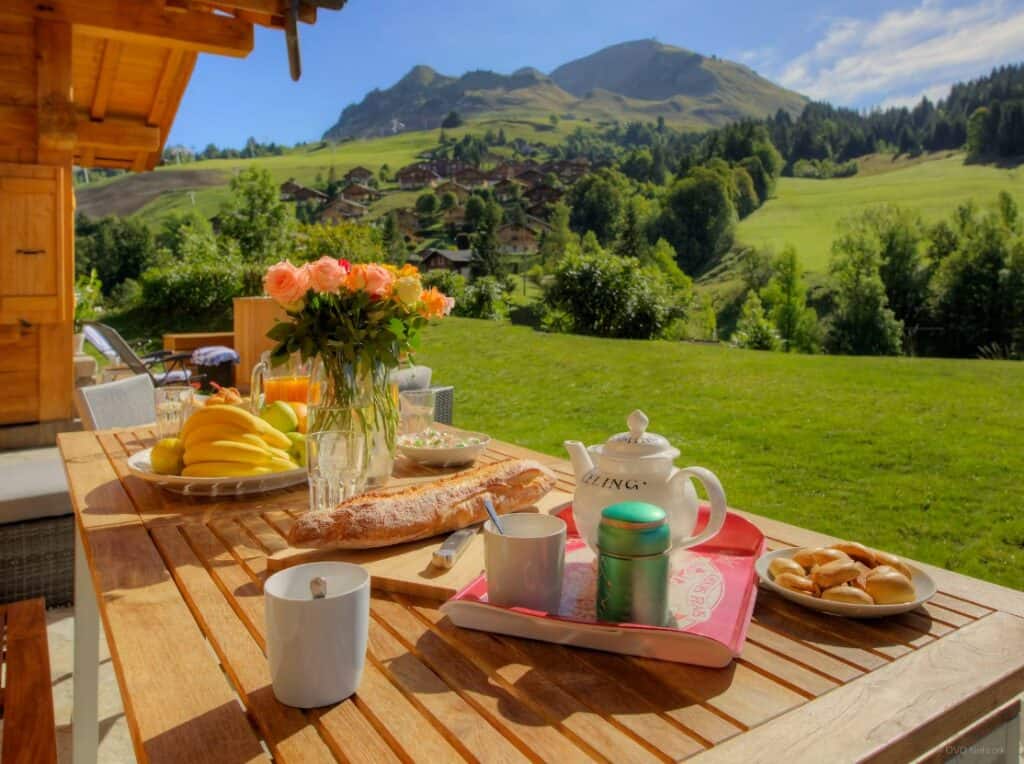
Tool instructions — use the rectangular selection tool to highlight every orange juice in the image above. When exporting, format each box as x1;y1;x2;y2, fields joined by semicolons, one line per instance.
264;375;310;403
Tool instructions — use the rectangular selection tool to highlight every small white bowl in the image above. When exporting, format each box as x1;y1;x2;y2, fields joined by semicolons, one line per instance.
397;429;490;467
755;547;937;618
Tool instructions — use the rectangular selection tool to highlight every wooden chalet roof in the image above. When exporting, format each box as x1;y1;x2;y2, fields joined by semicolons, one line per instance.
1;1;344;171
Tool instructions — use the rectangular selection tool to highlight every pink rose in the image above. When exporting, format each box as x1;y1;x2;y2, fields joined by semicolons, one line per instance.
348;263;394;300
264;260;310;308
308;256;347;294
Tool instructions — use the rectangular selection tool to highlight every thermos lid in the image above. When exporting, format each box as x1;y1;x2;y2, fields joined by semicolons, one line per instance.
600;410;680;461
598;501;671;557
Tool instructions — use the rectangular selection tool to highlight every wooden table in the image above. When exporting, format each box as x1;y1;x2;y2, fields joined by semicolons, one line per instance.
58;426;1024;764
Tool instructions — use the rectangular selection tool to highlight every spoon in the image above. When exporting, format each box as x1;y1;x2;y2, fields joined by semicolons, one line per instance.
483;497;505;535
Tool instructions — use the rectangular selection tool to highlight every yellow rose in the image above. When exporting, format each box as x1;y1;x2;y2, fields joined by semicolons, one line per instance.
394;275;422;306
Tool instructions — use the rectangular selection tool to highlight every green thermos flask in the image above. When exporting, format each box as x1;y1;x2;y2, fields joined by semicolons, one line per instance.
596;501;671;625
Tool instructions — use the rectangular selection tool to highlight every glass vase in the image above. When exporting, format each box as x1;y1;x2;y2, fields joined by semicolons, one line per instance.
307;356;399;489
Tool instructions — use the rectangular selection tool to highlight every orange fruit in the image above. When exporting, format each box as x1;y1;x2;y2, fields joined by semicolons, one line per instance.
285;401;308;434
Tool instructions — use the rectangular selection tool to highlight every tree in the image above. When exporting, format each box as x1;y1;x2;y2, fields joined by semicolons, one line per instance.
966;107;990;157
464;195;487;232
654;167;736;274
439;191;457;211
731;292;779;350
731;166;759;218
539;202;576;266
471;201;505;278
761;246;818;352
615;197;648;260
218;167;295;262
155;210;213;255
380;212;405;264
292;221;383;264
441;110;462;129
567;169;627;245
549;114;560;127
379;164;390;182
75;214;156;292
415;191;439;221
826;233;903;356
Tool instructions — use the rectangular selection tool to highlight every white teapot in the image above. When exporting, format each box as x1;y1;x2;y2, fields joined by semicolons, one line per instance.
564;410;727;553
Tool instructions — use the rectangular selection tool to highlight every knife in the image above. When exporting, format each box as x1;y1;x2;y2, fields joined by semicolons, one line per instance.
431;525;479;569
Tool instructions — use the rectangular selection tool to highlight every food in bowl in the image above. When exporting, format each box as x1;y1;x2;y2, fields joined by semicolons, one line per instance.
398;428;486;450
397;428;490;467
769;541;917;605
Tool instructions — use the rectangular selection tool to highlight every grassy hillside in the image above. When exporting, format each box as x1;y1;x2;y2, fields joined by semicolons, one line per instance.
416;319;1024;588
737;153;1024;271
76;117;578;225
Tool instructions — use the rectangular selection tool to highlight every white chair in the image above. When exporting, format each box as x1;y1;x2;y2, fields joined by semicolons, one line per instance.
75;374;157;431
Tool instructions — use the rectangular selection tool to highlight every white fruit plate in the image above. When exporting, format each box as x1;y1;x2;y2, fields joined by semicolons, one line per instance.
127;447;307;496
755;547;936;619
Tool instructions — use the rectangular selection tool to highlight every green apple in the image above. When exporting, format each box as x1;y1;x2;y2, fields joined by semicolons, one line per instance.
259;400;299;433
285;431;307;466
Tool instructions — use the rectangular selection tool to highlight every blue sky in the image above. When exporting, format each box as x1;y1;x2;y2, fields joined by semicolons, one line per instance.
168;0;1024;148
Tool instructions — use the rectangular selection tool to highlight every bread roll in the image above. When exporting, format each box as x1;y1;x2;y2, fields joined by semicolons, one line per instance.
829;541;876;567
288;459;556;549
792;547;847;568
821;585;874;605
811;558;861;589
863;569;916;604
773;572;819;597
769;557;806;579
871;550;913;580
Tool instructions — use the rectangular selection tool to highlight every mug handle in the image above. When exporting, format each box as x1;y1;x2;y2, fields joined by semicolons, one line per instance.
674;466;727;549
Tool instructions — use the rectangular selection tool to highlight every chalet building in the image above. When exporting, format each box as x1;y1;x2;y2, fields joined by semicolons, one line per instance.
393;208;421;235
396;165;441;190
280;180;327;203
527;201;553;219
443;205;467;227
419;248;473;278
341;182;381;203
497;223;539;253
344;166;375;184
452;166;488;188
429;158;470;178
320;197;368;222
492;178;525;203
526;184;563;205
435;181;471;203
514;168;545;188
487;161;517;181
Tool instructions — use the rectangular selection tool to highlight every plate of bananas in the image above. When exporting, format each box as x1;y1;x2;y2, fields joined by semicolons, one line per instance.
127;403;308;496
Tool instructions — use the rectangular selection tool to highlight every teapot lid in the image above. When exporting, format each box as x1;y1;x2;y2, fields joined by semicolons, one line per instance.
601;410;679;460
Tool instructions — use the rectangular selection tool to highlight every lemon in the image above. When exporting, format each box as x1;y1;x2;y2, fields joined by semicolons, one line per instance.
151;437;185;475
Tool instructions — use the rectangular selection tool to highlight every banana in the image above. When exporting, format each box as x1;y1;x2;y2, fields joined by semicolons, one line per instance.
183;425;251;451
267;457;300;472
183;440;274;467
263;445;294;462
238;433;274;452
181;405;267;439
258;428;292;450
182;462;274;478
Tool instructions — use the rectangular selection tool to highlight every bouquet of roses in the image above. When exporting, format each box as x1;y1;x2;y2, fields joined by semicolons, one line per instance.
263;257;453;369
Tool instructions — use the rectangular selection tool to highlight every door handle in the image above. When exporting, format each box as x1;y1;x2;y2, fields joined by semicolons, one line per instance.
15;248;45;255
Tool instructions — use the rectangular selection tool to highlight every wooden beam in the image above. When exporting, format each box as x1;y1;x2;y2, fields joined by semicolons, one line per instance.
76;118;162;153
214;0;317;24
22;0;254;58
35;19;76;164
147;48;186;126
90;40;123;120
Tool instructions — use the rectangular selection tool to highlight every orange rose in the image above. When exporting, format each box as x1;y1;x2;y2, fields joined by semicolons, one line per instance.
308;256;347;294
420;287;453;318
348;263;394;300
264;260;310;309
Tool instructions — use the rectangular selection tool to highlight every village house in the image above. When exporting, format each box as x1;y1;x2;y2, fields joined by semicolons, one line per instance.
393;208;421;235
279;180;327;203
514;168;545;188
452;166;489;189
396;165;441;190
526;183;564;206
418;248;473;278
428;158;470;178
340;182;382;203
435;180;471;203
344;165;375;184
320;197;368;222
492;177;525;203
497;223;539;253
443;205;467;227
527;201;553;219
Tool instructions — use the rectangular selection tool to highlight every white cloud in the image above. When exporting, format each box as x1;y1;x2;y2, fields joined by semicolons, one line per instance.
776;0;1024;107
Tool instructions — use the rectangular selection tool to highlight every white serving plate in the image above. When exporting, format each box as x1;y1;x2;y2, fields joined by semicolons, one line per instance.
127;447;307;496
397;429;490;468
755;547;937;618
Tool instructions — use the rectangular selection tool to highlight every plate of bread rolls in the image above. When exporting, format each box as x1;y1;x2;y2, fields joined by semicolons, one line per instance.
755;541;936;618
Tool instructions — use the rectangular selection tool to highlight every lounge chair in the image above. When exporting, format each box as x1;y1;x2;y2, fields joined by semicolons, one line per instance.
84;322;194;387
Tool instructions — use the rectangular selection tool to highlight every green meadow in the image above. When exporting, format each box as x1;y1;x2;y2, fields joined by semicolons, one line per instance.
416;318;1024;589
736;153;1024;271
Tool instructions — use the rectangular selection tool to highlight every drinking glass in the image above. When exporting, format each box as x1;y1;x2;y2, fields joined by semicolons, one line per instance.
308;429;367;513
154;385;194;437
400;389;435;436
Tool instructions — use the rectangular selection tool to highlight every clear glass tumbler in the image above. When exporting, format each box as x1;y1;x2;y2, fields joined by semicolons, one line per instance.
154;385;194;438
307;429;367;513
399;389;436;436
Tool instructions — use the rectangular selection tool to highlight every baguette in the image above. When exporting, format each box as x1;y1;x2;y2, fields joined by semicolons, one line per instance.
288;459;557;549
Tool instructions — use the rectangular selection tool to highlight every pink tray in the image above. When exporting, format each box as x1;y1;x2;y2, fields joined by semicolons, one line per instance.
440;505;765;667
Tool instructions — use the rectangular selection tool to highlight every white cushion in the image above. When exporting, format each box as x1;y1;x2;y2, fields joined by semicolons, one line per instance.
0;455;71;525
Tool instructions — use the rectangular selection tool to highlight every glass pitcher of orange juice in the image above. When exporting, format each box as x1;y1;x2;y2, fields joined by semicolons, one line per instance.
249;351;311;410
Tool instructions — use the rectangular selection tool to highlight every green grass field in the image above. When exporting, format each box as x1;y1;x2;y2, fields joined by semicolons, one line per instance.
737;153;1024;271
415;319;1024;589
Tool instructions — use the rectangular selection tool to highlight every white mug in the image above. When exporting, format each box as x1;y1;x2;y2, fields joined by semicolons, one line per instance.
264;562;369;708
484;513;566;613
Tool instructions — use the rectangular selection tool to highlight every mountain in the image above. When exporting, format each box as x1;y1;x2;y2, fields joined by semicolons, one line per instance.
323;39;806;140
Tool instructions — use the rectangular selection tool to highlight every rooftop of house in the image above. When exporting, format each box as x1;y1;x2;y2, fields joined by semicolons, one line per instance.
421;248;474;263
